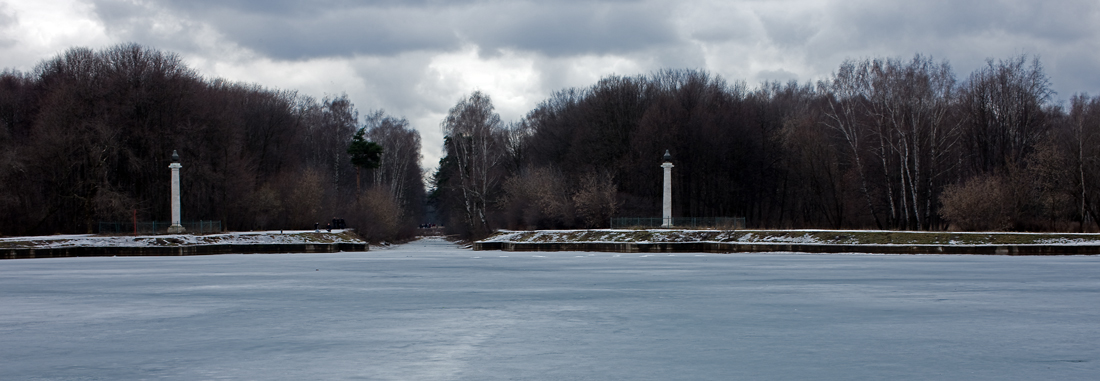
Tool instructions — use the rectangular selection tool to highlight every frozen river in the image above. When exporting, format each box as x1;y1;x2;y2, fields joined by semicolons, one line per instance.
2;237;1098;380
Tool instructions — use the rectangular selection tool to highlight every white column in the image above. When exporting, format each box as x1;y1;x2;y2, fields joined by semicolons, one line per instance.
168;162;185;233
661;161;674;227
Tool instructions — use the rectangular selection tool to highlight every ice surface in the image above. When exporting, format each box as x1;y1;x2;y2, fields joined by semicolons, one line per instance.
2;237;1099;380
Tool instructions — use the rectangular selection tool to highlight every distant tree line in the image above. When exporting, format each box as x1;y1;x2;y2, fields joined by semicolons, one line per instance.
5;44;1097;239
0;44;424;241
433;55;1100;237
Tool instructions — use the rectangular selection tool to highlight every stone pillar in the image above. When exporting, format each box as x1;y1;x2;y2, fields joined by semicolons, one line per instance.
661;150;673;227
167;151;185;234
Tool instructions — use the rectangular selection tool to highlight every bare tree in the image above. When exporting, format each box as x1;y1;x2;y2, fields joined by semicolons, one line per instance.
439;91;505;235
820;56;960;230
869;55;959;229
1067;94;1100;230
819;59;882;228
959;55;1053;174
500;166;574;228
573;170;619;228
363;110;422;214
939;174;1011;231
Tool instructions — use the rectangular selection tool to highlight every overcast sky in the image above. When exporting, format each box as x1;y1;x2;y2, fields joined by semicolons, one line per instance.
3;0;1099;171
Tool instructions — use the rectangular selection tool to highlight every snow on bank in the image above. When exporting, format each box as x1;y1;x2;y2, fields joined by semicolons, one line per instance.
480;229;824;244
0;230;364;249
735;232;821;244
1035;237;1100;245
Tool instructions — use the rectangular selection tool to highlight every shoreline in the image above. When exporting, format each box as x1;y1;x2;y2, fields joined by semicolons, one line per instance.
2;242;368;260
475;229;1100;255
0;230;368;260
473;241;1100;255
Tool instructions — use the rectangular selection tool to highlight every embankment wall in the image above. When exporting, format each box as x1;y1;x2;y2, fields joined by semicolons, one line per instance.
473;241;1099;255
2;243;367;260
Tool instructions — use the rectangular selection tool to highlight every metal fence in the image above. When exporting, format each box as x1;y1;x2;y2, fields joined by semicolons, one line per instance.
610;217;746;229
98;220;223;235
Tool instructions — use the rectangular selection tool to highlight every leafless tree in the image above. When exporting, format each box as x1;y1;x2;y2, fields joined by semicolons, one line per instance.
573;170;619;228
363;110;422;214
819;59;882;227
959;55;1053;174
1066;94;1100;230
870;56;959;229
439;91;505;235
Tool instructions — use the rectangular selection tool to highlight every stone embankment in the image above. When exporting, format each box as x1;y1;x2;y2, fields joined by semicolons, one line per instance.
474;241;1100;255
474;230;1100;255
3;243;367;260
0;231;367;260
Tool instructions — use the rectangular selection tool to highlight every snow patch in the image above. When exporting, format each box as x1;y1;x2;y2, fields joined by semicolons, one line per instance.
1035;238;1100;245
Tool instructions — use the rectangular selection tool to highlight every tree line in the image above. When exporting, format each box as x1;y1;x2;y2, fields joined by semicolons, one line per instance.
5;44;1097;239
0;44;424;241
432;54;1100;237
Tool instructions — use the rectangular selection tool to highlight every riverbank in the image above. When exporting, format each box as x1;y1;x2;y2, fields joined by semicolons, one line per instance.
1;230;367;260
474;229;1100;255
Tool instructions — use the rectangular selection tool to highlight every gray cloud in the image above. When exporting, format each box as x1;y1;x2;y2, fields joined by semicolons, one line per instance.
210;8;461;58
758;12;820;48
466;2;676;56
1046;49;1100;99
813;1;1099;56
91;0;676;59
755;69;799;83
0;3;14;26
802;0;1100;100
0;4;15;49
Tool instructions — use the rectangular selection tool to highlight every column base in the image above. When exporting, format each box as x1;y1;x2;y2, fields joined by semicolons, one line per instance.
167;224;186;234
